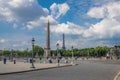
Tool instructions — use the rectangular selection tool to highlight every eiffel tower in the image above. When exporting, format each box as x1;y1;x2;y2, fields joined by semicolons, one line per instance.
62;33;66;50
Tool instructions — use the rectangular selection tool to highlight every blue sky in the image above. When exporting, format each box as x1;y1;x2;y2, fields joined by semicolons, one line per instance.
0;0;120;50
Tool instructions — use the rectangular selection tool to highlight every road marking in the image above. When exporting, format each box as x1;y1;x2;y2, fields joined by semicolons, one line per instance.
114;71;120;80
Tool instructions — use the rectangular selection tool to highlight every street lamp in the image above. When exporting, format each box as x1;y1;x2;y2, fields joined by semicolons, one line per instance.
2;48;5;60
56;43;60;66
71;46;74;64
10;49;13;62
26;48;28;62
31;38;35;68
87;49;89;59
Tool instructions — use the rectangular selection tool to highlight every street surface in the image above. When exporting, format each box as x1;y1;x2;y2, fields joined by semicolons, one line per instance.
0;60;120;80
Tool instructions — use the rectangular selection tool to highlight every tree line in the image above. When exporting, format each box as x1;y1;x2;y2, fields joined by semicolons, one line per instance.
1;45;110;57
51;46;110;57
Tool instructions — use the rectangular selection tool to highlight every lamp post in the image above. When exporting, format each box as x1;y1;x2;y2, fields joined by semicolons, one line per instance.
2;48;5;60
71;46;74;64
26;48;28;62
87;49;89;59
56;43;59;66
31;38;35;68
10;49;13;62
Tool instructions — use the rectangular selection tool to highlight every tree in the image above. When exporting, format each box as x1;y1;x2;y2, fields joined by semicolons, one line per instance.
34;45;44;57
3;50;10;56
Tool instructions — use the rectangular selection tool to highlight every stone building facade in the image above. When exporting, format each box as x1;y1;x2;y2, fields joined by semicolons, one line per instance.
107;45;120;60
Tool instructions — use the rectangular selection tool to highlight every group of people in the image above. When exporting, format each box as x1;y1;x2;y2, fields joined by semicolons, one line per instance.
3;57;16;64
47;57;69;64
47;57;61;63
2;56;73;64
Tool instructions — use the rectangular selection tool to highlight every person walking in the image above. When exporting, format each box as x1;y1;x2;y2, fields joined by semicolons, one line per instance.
13;57;16;64
3;57;7;64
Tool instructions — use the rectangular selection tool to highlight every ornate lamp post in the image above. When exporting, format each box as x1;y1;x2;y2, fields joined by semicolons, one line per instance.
71;46;74;64
88;49;89;59
10;49;13;62
2;48;5;60
31;38;35;68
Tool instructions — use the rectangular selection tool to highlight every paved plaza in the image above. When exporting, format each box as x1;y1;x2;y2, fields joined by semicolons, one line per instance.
0;60;72;75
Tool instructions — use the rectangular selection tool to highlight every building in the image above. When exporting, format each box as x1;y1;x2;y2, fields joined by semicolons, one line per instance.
107;45;120;60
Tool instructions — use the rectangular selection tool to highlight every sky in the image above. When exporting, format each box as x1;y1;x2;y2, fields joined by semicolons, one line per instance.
0;0;120;50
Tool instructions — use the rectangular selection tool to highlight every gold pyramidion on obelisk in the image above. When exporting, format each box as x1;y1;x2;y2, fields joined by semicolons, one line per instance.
45;19;51;58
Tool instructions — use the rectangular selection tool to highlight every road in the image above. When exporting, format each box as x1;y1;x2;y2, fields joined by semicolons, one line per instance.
0;60;120;80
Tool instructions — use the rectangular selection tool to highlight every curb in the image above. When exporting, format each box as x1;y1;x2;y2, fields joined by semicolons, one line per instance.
0;64;74;75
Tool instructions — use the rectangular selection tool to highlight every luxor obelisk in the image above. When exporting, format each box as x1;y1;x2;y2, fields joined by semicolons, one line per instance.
45;20;50;58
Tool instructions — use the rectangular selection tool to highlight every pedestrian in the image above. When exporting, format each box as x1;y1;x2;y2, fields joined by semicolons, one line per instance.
75;57;77;60
3;57;7;64
48;57;52;63
13;57;16;64
65;59;68;63
30;58;32;63
58;57;60;63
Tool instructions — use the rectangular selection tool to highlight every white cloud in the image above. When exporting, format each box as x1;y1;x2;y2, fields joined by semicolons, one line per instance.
87;2;120;19
87;7;107;18
26;2;70;30
0;39;7;43
85;1;120;39
50;3;70;19
13;23;18;29
0;0;49;22
93;0;120;6
26;15;57;30
83;18;120;38
51;21;84;35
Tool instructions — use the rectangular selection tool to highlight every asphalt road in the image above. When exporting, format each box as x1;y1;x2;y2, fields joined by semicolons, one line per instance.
0;60;120;80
